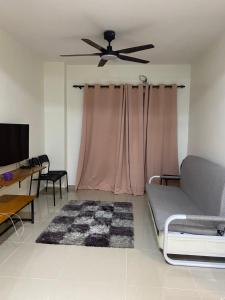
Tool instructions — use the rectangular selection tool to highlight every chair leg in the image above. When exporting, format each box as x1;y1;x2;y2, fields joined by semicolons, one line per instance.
53;181;56;206
46;180;48;192
29;175;33;195
66;173;69;192
59;178;62;199
31;200;34;224
37;179;40;198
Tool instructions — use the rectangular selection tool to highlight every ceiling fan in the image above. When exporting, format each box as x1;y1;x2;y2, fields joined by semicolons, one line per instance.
60;30;154;67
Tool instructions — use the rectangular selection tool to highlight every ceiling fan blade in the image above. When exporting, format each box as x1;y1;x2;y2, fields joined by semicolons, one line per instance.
82;38;106;52
98;59;107;67
118;54;149;64
60;53;100;57
117;44;154;54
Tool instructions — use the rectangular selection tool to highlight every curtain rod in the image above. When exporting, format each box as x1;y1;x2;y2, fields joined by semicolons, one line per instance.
73;84;185;89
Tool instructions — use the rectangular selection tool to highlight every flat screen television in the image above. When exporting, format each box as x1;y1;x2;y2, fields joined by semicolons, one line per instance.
0;123;29;166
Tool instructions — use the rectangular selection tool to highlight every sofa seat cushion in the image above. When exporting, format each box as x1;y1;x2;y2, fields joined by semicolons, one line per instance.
146;183;218;235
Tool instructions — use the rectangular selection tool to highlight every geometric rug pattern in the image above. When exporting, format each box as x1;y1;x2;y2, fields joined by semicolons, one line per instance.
36;200;134;248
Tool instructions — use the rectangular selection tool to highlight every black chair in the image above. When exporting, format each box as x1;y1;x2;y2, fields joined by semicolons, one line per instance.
29;157;63;206
38;154;69;193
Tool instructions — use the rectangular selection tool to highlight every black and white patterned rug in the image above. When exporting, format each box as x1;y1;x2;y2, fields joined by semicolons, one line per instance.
36;200;134;248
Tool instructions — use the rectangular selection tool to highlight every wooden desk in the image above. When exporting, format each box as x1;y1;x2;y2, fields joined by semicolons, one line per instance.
0;166;44;234
0;194;34;225
0;166;44;188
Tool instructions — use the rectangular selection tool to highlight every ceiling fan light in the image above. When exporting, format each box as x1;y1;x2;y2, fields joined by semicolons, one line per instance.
101;54;117;61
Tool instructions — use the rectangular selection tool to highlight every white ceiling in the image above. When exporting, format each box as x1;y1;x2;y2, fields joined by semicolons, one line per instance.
0;0;225;64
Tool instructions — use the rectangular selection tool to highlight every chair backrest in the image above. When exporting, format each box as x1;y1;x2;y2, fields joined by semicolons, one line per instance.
181;156;225;216
29;157;41;167
38;155;49;164
38;154;50;172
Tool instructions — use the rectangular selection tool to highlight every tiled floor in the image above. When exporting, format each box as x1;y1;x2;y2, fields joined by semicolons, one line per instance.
0;189;225;299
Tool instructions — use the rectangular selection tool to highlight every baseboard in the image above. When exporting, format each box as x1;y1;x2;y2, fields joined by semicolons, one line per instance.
69;185;75;191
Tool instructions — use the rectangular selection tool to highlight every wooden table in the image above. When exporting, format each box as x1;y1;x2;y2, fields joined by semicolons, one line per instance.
0;194;34;224
0;166;44;235
0;166;44;188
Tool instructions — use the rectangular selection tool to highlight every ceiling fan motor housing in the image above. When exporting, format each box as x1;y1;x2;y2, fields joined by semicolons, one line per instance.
104;30;115;43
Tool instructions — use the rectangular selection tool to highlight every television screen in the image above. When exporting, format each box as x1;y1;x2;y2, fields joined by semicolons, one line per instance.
0;123;29;166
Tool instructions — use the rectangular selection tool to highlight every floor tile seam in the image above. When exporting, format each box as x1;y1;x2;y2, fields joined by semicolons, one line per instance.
124;249;128;300
187;267;203;291
126;284;204;294
0;275;58;281
0;274;59;280
0;244;21;267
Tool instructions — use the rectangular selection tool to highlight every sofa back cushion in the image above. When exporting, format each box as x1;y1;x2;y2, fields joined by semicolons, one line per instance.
181;156;225;216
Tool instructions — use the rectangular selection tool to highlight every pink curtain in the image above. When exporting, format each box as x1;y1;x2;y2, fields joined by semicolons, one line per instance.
75;84;178;195
146;85;179;180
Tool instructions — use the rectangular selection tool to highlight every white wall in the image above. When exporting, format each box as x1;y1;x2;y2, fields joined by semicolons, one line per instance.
66;64;191;184
189;33;225;166
0;28;44;195
44;62;66;170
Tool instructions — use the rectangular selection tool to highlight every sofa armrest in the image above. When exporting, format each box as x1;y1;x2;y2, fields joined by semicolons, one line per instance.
163;214;225;268
148;175;181;184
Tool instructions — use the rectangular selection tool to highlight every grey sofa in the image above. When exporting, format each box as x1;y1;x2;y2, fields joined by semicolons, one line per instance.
146;155;225;268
